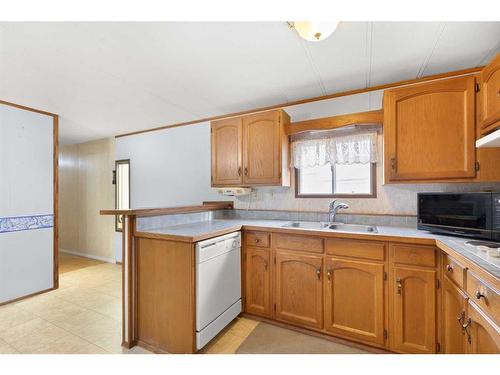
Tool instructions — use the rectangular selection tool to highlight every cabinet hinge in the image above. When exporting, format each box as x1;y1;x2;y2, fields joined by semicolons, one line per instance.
436;279;440;289
436;342;441;353
475;83;480;93
475;161;480;172
383;271;387;281
383;329;388;340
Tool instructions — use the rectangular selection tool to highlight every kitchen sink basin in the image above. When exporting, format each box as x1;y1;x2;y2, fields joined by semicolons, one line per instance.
281;222;378;233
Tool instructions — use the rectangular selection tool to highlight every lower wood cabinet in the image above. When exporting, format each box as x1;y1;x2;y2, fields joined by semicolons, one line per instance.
465;300;500;354
274;251;323;329
442;275;468;353
244;247;272;318
324;257;385;346
390;266;437;353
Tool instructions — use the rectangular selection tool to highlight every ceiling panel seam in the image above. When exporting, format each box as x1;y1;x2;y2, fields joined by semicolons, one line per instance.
300;40;327;95
417;23;446;78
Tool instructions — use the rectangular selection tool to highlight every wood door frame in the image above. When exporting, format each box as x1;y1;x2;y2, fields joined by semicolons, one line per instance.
0;99;59;295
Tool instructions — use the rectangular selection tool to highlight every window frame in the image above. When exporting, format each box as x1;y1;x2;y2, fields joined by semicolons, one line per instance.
294;163;377;199
114;159;131;232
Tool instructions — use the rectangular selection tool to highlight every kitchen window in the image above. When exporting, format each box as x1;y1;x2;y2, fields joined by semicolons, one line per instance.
292;129;378;198
114;159;130;232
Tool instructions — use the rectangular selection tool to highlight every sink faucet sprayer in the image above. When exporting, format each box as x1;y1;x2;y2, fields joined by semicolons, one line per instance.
329;200;349;223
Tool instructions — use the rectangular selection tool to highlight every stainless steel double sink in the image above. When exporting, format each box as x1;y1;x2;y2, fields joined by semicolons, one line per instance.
281;221;378;233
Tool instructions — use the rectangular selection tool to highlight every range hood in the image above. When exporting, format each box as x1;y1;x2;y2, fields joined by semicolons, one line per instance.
476;128;500;148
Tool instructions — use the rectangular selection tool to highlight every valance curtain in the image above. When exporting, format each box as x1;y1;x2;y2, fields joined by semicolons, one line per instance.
291;132;378;169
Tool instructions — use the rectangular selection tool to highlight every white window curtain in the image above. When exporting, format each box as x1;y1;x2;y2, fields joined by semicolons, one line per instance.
291;132;378;169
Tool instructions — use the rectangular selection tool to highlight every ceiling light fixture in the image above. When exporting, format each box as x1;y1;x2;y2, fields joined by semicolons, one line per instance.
288;21;339;42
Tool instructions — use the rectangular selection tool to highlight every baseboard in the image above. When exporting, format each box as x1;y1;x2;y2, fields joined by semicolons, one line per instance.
0;287;56;307
59;249;117;264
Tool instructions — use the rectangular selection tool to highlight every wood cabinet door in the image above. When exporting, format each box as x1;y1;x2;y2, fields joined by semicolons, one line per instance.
466;301;500;354
211;117;243;186
442;276;468;353
384;76;476;182
274;251;323;329
244;247;271;317
480;53;500;134
324;257;385;346
390;266;436;353
242;111;281;185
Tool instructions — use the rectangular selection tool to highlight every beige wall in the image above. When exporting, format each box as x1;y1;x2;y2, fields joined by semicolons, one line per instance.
59;138;116;262
233;135;500;215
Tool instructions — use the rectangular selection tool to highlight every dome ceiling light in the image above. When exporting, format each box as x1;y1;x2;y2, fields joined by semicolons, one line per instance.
288;21;339;42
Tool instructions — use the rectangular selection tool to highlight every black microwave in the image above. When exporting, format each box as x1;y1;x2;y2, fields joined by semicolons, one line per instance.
417;192;500;242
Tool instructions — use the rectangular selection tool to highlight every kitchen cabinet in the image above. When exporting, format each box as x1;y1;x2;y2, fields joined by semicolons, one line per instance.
479;52;500;135
211;109;290;187
274;251;323;329
244;247;272;318
210;117;243;186
384;75;476;182
324;257;385;346
390;265;437;353
442;275;468;353
465;300;500;354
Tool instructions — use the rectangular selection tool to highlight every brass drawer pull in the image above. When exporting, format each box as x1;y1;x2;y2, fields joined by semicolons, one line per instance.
446;264;453;272
254;239;260;243
475;290;486;300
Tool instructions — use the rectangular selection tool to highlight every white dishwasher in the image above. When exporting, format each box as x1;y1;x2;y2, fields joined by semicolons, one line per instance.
196;231;242;350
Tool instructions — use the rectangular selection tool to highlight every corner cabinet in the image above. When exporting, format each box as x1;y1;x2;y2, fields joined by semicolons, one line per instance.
211;109;290;187
479;52;500;135
383;76;476;182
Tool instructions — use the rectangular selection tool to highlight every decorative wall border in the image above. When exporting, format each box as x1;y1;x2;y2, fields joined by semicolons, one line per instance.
0;214;54;234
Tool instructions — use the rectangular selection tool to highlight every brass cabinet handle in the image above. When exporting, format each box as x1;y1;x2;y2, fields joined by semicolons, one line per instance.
244;167;248;175
264;261;268;272
457;311;465;325
316;267;321;280
396;277;402;295
390;157;397;172
462;317;472;344
475;290;486;300
254;238;260;243
446;264;453;272
238;167;242;176
326;269;332;282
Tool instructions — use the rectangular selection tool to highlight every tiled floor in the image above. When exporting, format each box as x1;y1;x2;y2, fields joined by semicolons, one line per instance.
0;256;149;354
200;317;259;354
58;252;105;274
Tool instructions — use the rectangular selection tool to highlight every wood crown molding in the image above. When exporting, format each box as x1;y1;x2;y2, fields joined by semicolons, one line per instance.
100;201;234;217
287;110;383;135
115;66;482;139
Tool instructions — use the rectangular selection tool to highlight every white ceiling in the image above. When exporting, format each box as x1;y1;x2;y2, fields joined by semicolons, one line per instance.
0;22;499;145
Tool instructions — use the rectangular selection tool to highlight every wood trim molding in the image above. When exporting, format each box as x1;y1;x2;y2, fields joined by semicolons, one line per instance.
114;66;483;139
0;99;58;118
287;110;383;135
100;201;234;217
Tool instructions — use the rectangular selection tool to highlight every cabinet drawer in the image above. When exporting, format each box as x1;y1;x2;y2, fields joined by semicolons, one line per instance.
391;244;436;267
245;231;270;248
442;253;466;288
466;271;500;324
274;233;324;254
325;238;385;261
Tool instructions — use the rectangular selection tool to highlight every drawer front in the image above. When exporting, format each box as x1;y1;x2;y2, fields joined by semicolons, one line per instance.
245;231;270;248
391;244;436;267
442;254;466;288
274;233;324;254
466;271;500;324
325;238;385;261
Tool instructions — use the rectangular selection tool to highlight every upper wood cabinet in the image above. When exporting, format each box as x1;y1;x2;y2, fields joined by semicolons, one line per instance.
244;247;272;318
211;109;290;187
384;76;476;182
479;53;500;135
211;117;243;185
274;251;323;329
324;257;385;346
